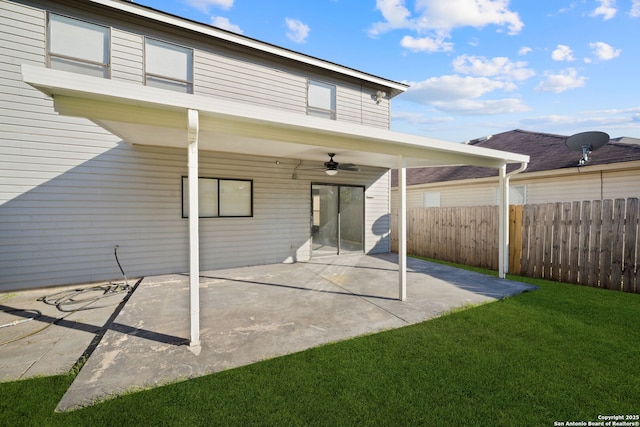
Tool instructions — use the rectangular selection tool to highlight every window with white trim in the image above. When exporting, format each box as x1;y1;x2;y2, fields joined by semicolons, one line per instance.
307;80;336;119
145;38;194;93
48;14;110;78
182;177;253;218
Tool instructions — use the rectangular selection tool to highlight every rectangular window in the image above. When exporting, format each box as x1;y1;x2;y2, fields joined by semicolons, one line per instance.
422;192;441;208
145;38;193;93
48;14;110;78
494;185;526;205
182;177;252;218
307;80;336;119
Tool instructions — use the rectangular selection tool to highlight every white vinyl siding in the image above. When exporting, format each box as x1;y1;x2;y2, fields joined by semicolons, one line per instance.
194;48;307;113
338;83;390;129
111;29;143;83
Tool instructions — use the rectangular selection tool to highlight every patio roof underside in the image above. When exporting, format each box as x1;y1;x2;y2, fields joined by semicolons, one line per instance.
22;65;529;170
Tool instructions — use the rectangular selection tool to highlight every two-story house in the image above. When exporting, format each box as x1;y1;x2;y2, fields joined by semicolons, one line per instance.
1;0;528;338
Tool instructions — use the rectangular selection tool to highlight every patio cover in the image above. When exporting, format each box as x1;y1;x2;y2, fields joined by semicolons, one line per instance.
21;65;530;348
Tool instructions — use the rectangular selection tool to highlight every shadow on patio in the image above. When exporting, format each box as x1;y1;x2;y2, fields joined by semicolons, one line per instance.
55;253;535;412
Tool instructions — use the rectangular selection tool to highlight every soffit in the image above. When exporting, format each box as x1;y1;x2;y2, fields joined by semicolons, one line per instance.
22;65;529;170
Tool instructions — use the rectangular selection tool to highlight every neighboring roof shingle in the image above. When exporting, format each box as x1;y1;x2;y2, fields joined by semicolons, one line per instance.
392;129;640;187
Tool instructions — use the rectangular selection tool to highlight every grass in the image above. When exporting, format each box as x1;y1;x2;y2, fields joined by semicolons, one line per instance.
1;263;639;426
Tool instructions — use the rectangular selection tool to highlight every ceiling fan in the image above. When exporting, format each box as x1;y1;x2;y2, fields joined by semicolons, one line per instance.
323;153;359;176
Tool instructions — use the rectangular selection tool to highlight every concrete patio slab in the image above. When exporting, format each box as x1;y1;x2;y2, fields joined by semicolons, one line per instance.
54;254;535;412
0;282;131;382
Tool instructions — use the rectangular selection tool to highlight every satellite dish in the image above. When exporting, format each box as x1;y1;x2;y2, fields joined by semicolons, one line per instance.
565;131;609;166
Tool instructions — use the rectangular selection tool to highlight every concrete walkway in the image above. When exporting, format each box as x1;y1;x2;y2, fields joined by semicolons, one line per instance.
51;254;535;412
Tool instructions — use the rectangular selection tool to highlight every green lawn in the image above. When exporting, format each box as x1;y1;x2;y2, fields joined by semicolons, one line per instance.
2;266;639;427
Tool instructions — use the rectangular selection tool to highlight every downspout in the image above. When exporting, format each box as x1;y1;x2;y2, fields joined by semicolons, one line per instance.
498;161;528;279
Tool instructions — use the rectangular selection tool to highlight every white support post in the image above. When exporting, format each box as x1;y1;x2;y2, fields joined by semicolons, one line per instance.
187;109;200;348
498;164;509;279
398;155;407;301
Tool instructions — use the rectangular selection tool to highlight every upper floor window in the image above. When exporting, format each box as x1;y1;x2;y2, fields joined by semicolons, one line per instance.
48;14;110;78
307;80;336;119
145;38;193;93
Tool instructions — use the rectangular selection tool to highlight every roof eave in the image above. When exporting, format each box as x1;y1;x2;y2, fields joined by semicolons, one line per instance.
90;0;408;97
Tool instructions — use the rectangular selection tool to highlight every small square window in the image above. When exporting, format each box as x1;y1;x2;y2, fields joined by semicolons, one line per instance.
219;180;252;216
422;192;441;208
307;80;336;119
48;14;110;78
145;38;193;93
494;185;526;205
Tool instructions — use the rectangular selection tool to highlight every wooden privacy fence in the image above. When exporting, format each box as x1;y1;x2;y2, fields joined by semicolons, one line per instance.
391;206;502;270
391;198;640;293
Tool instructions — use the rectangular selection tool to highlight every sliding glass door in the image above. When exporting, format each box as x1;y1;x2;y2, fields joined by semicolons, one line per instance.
311;184;364;256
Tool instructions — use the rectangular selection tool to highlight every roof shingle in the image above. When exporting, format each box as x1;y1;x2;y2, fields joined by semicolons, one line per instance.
392;129;640;187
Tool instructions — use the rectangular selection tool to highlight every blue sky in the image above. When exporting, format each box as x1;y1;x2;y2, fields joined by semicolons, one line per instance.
136;0;640;142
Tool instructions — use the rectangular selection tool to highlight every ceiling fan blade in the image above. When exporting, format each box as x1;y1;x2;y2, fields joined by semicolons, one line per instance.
338;163;359;171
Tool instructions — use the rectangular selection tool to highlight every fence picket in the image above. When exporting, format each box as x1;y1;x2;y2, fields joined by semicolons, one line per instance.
567;202;581;284
579;201;592;286
589;200;602;287
560;202;572;283
601;200;614;289
622;198;639;293
509;205;523;274
610;199;626;291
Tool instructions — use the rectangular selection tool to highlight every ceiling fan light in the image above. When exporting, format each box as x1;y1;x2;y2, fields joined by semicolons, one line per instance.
325;168;338;176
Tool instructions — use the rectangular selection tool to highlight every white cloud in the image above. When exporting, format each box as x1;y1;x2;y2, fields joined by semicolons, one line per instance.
432;98;530;114
452;55;535;81
392;111;454;125
285;18;310;43
369;0;414;35
413;0;524;35
591;0;617;20
210;16;243;34
401;34;453;52
404;75;510;103
518;46;532;56
589;41;621;60
551;44;575;61
521;108;640;131
186;0;234;13
556;3;577;14
369;0;523;52
632;0;640;17
535;68;586;93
